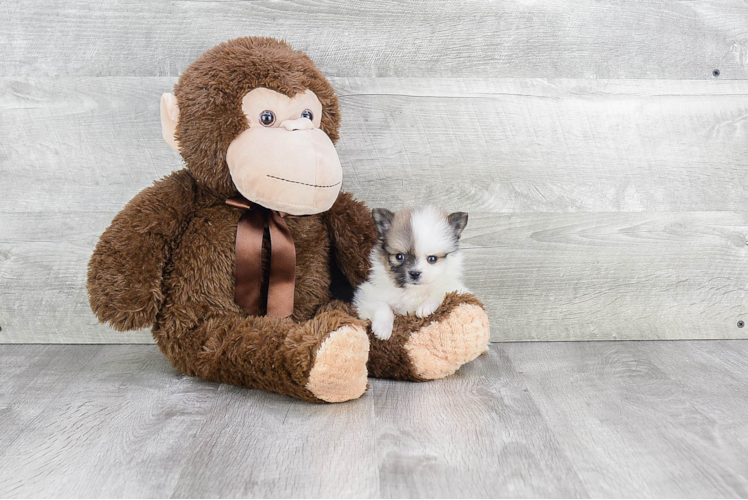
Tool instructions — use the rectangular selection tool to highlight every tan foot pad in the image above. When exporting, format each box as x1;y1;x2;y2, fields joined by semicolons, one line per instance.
404;303;490;380
306;325;370;403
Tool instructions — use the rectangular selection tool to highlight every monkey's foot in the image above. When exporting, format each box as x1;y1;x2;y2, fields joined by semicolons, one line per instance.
404;302;490;380
306;324;370;403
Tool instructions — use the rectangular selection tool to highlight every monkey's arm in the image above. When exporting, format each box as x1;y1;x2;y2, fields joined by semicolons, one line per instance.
87;169;197;331
324;191;378;288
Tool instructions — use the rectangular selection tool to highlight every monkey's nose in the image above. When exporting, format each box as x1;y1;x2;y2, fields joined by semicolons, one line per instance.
281;118;315;131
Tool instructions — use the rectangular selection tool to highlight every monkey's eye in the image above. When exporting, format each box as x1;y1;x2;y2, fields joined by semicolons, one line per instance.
300;109;314;121
395;253;405;262
259;110;275;127
427;255;438;264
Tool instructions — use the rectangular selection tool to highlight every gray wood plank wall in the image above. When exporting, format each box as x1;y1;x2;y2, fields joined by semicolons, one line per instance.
1;1;747;343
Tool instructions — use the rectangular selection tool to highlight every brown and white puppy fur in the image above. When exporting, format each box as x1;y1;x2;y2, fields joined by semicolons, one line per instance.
354;206;469;340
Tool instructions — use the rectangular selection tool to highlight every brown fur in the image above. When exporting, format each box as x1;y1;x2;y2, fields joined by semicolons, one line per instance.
366;293;485;380
321;293;485;381
173;37;340;199
87;37;488;402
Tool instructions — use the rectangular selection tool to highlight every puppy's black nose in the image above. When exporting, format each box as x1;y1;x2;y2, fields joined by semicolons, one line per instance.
409;270;422;279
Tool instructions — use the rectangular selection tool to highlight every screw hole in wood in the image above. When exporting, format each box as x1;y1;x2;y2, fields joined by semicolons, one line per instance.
713;69;720;77
739;321;745;328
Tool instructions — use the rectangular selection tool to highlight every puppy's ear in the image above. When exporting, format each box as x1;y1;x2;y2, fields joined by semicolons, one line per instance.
447;212;468;239
372;208;395;241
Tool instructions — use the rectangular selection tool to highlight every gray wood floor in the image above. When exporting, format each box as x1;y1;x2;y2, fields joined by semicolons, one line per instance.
1;342;747;498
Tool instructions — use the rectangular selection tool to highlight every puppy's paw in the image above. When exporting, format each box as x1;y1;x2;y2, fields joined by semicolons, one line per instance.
371;316;394;340
416;300;442;318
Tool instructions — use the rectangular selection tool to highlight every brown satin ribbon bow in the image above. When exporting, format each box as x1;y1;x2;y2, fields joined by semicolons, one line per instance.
226;196;296;318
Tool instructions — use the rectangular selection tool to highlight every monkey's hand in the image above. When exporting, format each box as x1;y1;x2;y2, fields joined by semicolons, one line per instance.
324;192;378;288
87;169;196;331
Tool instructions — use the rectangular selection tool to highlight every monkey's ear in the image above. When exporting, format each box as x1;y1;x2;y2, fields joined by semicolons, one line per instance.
160;93;180;152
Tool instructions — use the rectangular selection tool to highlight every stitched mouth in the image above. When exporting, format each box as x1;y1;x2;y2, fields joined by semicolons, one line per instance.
266;175;341;189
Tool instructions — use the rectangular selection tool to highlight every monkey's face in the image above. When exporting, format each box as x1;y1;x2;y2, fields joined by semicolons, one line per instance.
160;37;344;216
162;86;342;216
225;88;342;215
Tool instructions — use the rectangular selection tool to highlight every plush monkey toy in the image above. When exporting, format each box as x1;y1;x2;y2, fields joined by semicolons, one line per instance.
87;37;490;403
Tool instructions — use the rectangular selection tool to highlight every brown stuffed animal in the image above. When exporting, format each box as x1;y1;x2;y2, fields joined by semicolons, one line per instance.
87;37;490;403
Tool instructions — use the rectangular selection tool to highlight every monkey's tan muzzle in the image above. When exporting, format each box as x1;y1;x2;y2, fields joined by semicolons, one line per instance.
226;124;343;216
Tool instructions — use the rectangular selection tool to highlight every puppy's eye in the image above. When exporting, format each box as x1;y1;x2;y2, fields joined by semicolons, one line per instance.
395;253;405;262
300;109;313;121
260;110;275;127
427;255;438;264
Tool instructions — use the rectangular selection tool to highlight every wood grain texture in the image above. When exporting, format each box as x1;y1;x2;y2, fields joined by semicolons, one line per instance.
371;346;587;498
504;341;748;497
0;211;153;343
0;77;179;214
2;77;747;213
3;0;748;79
1;76;747;342
335;78;748;213
2;342;748;497
169;389;379;497
639;341;748;463
0;346;225;497
2;211;746;342
466;211;748;341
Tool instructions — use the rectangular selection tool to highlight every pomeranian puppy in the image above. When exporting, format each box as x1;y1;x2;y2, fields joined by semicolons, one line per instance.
354;205;469;340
